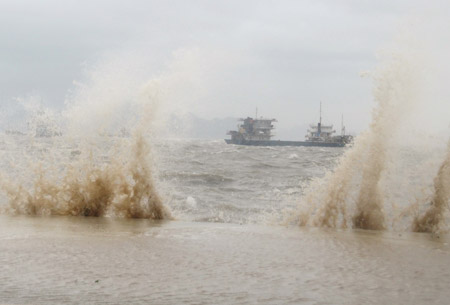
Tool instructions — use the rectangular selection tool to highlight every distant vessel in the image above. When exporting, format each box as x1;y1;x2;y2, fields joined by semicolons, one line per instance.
225;106;352;147
27;109;62;137
4;130;26;136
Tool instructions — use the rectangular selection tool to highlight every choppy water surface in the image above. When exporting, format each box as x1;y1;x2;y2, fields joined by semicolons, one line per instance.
156;139;342;224
0;136;449;304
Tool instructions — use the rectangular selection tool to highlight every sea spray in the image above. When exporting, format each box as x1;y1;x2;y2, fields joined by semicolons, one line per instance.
412;142;450;234
0;131;170;219
351;55;422;230
296;53;422;230
309;135;369;228
0;69;171;219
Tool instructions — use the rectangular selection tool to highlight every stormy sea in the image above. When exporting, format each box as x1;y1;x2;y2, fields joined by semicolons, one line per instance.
1;40;450;305
0;134;449;305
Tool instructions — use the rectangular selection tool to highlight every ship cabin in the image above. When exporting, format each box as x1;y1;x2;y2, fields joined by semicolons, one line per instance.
306;122;336;142
227;117;277;141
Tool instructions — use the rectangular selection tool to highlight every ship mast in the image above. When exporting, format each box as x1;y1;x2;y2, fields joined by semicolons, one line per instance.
320;102;322;126
317;102;322;136
341;114;346;136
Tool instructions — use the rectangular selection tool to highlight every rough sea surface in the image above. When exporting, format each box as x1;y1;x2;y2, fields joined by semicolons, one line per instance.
156;139;343;224
0;136;449;305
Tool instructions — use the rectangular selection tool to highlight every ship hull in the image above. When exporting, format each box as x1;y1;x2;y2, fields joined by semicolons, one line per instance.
224;139;345;147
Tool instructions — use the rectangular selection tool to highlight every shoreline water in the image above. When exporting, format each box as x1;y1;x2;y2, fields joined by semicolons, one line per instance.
1;215;449;305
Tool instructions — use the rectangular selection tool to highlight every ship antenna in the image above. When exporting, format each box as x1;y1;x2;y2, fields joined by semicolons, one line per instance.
317;101;322;136
341;114;344;136
256;107;258;119
319;101;322;125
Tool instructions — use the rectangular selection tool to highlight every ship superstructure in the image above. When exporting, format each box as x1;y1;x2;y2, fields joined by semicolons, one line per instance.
306;123;336;142
227;117;277;142
305;103;336;142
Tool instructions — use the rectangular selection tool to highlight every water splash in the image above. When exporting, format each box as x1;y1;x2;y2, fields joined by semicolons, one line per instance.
0;131;170;219
412;142;450;234
297;53;422;230
309;136;368;229
351;55;422;230
0;59;172;220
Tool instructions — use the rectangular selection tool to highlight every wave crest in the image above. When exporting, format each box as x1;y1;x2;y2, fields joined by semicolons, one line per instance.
1;133;171;220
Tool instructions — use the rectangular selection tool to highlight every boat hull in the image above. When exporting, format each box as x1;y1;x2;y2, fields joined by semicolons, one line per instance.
224;139;345;147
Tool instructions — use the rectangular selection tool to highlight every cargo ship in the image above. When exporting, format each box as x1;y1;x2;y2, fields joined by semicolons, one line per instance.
225;107;352;147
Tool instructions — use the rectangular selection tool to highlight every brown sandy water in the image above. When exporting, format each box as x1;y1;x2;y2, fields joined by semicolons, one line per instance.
0;133;169;220
297;52;435;231
413;144;450;234
0;215;449;305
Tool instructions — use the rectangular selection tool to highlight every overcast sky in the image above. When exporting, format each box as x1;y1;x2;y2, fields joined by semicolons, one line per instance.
1;0;449;137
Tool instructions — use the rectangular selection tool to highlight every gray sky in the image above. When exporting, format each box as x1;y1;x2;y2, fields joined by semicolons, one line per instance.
1;0;449;137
